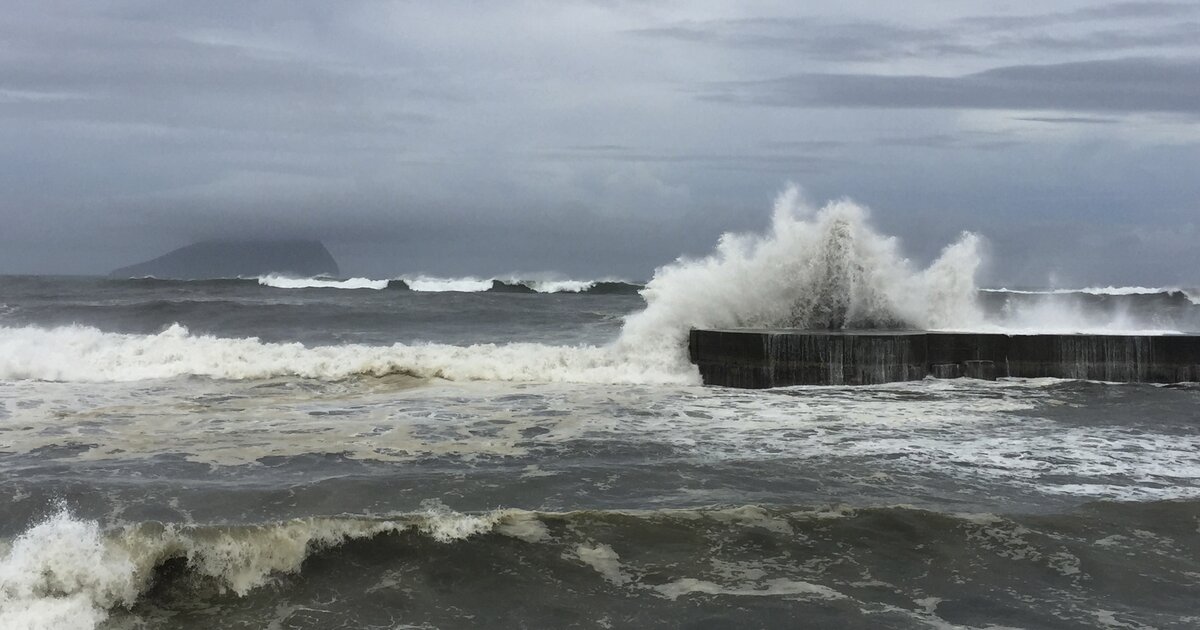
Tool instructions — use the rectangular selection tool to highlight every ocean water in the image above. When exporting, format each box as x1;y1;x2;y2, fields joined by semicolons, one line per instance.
2;193;1200;629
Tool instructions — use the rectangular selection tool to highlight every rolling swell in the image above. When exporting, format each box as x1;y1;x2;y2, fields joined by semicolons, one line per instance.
6;501;1198;629
105;277;255;289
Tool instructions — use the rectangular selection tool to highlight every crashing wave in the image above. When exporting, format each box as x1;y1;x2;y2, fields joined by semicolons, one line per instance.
984;286;1200;308
398;275;494;292
394;276;642;294
0;323;691;385
524;279;597;293
984;286;1198;301
109;274;645;294
257;274;390;290
618;186;982;371
4;499;1185;629
0;503;544;630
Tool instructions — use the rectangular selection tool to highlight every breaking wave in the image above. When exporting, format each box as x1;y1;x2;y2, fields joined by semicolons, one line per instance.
977;287;1200;334
256;275;390;290
985;286;1200;305
0;502;545;630
618;187;982;369
0;323;689;384
254;274;644;294
390;276;642;294
106;274;645;294
4;500;1196;630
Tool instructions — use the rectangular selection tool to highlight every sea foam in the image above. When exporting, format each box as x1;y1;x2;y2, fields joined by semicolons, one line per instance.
257;274;390;290
254;274;631;293
0;503;539;630
0;323;691;384
618;186;983;371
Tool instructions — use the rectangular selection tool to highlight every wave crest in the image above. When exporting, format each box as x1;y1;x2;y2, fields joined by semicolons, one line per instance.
256;275;390;290
6;500;1191;629
251;275;644;294
0;502;541;630
0;323;693;384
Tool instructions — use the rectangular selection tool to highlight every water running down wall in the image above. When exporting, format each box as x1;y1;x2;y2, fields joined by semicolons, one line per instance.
689;330;1200;387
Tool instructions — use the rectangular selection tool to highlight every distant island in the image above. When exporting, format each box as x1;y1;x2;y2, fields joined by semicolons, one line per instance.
110;240;340;279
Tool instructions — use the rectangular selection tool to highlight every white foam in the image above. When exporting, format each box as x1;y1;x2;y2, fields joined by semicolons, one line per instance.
257;274;389;290
984;287;1172;296
0;509;139;630
521;279;597;293
618;186;983;372
1078;286;1177;296
653;577;844;601
571;543;629;585
398;275;494;292
398;275;629;293
0;324;694;385
973;287;1190;334
0;503;542;629
985;285;1199;304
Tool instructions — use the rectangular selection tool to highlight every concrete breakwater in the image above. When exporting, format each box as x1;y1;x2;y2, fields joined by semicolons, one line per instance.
688;329;1200;388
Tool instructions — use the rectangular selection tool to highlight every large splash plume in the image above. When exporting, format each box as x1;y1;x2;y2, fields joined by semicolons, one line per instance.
619;186;983;370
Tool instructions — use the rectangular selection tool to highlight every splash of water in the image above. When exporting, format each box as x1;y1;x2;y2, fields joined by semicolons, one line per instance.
0;503;544;629
619;186;982;371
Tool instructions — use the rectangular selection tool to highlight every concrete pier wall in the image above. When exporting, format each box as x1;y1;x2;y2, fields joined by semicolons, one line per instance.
688;329;1200;388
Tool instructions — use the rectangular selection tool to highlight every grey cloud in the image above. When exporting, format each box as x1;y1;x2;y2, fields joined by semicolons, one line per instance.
873;133;1023;151
958;1;1200;29
537;146;838;173
634;4;1200;63
701;57;1200;114
2;1;1200;285
988;21;1200;54
761;140;849;151
0;2;449;140
1012;116;1121;124
633;18;957;61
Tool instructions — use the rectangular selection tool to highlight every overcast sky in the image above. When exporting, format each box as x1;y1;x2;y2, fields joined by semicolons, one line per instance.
2;1;1198;285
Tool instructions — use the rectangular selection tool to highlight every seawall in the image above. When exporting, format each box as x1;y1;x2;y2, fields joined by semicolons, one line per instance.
688;329;1200;387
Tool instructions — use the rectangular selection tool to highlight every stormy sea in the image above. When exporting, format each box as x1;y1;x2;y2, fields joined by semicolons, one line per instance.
2;193;1199;629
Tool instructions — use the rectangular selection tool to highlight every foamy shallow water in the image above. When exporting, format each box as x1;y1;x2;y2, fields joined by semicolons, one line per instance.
4;376;1199;515
4;373;1200;629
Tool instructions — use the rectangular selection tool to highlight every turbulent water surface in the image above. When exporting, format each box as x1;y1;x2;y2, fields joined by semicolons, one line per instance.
2;193;1200;629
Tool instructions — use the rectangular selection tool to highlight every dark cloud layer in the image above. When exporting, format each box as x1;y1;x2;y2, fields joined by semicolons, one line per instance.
957;1;1200;29
633;19;959;61
703;58;1200;114
635;4;1200;60
1;1;1198;286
